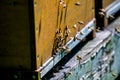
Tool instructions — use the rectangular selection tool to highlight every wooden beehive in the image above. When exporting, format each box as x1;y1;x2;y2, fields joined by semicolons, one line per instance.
0;0;95;73
34;0;95;69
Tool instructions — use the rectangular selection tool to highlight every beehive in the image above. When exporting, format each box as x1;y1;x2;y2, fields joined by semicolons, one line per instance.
0;0;95;74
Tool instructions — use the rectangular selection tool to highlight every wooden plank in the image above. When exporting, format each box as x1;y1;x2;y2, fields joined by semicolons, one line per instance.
34;0;59;67
0;0;35;70
65;0;86;37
